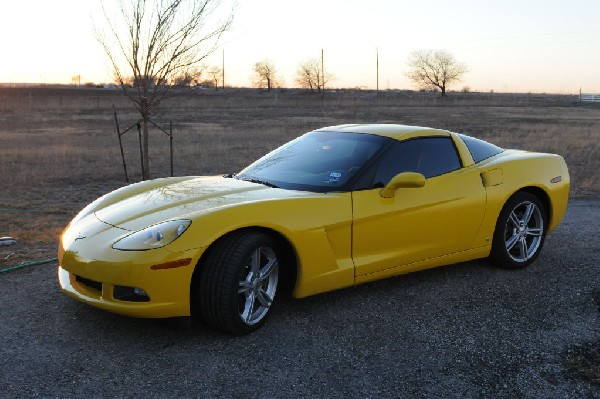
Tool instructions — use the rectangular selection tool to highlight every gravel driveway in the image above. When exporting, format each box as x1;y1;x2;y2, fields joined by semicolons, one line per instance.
1;199;598;398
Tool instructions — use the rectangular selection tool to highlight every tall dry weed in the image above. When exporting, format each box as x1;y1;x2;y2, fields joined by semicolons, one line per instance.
0;87;598;263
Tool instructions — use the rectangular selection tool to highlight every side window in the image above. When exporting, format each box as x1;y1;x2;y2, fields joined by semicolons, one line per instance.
373;137;462;186
458;134;504;163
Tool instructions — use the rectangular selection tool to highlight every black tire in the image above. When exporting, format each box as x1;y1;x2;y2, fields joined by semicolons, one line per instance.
490;191;547;269
196;231;280;335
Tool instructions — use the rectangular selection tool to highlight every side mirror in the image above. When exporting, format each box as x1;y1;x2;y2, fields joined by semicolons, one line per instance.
380;172;425;198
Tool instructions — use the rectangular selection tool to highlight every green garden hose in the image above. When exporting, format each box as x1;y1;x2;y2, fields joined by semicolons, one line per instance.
0;258;58;274
0;208;58;274
0;207;60;273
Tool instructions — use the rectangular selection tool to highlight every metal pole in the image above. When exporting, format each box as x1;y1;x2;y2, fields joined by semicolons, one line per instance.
113;106;129;182
376;47;379;91
321;48;325;94
137;122;144;180
148;118;174;177
222;49;225;89
169;120;173;177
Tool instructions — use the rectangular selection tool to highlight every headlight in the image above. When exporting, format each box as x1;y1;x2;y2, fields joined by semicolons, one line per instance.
113;220;191;251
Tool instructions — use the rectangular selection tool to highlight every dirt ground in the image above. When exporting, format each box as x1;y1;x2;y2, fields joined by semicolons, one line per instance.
0;200;598;398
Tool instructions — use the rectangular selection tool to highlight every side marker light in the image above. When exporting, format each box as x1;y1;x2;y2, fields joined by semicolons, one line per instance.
150;258;193;270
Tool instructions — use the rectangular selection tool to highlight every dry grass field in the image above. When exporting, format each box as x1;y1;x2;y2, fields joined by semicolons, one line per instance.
0;87;598;267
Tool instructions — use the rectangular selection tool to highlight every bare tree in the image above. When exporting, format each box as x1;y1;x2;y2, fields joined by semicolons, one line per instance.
252;59;278;91
406;49;467;97
295;58;333;93
172;65;206;87
207;66;224;89
96;0;234;179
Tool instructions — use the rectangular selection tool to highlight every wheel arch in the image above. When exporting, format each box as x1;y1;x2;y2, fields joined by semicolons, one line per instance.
190;226;298;313
513;186;552;227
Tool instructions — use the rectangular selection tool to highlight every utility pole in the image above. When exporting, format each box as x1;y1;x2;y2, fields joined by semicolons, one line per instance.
321;48;325;94
376;47;379;91
222;49;225;89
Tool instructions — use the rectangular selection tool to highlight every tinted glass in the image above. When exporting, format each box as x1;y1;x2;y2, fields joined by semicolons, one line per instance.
237;131;390;192
373;137;461;186
458;134;504;163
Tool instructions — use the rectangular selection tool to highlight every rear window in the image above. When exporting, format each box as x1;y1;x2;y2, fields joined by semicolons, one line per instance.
458;134;504;163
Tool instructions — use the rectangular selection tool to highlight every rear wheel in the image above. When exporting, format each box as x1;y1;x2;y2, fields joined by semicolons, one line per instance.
490;192;547;269
196;231;280;335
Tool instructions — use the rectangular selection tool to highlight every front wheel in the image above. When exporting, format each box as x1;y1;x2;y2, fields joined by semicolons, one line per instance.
490;192;547;269
196;231;280;335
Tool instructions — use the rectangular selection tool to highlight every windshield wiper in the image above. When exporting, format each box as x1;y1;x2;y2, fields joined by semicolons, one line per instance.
242;178;279;188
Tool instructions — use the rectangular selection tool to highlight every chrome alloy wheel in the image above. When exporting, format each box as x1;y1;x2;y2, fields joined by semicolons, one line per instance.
237;246;279;325
503;200;544;263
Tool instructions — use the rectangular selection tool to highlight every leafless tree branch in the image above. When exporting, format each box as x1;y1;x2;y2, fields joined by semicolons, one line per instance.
295;58;333;93
253;59;278;91
406;49;467;97
95;0;235;179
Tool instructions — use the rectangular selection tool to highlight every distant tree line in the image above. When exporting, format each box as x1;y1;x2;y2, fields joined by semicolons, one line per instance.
252;49;466;96
112;49;467;97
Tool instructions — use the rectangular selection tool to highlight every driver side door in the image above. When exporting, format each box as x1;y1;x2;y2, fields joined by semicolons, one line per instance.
352;136;487;277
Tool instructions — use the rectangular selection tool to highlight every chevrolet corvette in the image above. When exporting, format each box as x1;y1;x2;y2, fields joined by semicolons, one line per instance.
58;124;570;334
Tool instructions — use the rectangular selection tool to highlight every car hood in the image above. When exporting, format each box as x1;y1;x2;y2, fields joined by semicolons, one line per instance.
94;176;311;231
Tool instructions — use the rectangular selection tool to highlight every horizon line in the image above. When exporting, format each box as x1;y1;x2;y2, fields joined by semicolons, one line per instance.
0;82;587;96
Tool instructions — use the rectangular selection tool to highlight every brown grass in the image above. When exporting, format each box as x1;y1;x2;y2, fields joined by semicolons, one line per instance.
0;87;598;266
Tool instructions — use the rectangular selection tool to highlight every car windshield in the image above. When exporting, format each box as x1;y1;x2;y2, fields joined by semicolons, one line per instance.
236;131;390;192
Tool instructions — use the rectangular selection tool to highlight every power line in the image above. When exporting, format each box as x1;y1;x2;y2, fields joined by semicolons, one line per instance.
463;28;600;43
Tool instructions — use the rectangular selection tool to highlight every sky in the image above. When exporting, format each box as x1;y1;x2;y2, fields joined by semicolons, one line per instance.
1;0;600;93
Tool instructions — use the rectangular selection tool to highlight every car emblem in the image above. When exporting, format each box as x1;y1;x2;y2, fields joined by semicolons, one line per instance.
75;232;87;241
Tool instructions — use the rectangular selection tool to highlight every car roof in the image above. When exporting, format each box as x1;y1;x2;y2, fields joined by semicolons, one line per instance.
313;124;452;140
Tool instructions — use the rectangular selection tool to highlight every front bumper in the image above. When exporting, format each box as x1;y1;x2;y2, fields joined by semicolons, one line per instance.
58;246;205;318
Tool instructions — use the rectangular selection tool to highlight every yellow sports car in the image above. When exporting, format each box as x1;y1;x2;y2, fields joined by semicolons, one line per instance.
58;124;569;334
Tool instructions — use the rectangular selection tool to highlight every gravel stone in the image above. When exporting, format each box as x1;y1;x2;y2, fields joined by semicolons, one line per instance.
0;199;598;398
